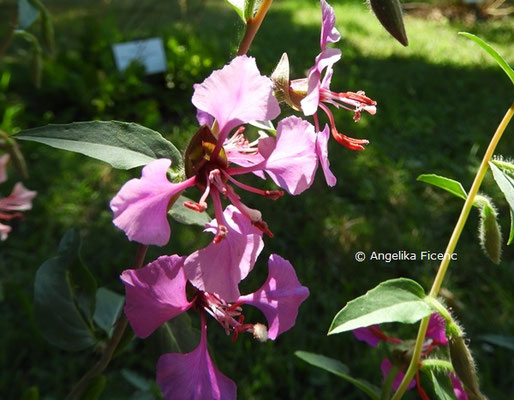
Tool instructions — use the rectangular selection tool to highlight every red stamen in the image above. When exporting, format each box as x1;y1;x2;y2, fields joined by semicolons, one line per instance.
183;201;207;212
253;220;273;238
319;103;368;151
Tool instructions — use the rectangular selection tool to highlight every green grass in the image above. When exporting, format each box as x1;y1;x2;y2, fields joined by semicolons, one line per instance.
1;0;513;399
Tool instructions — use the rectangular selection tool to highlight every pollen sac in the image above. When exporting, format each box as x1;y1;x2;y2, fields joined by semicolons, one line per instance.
271;53;303;112
252;323;268;342
184;125;228;185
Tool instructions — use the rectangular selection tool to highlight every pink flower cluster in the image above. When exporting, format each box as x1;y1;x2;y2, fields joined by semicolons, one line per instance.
353;313;468;400
109;1;376;398
0;154;36;240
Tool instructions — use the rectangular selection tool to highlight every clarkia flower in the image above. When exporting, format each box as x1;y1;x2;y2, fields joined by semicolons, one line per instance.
275;0;376;152
111;56;320;247
121;252;309;400
0;154;37;240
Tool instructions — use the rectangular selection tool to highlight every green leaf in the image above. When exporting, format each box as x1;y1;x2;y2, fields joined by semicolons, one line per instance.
489;162;514;245
121;369;152;391
459;32;514;87
169;195;211;226
430;370;458;400
478;334;514;350
417;174;467;200
295;351;380;400
93;287;124;337
328;278;433;335
224;0;245;22
33;230;97;351
79;374;106;400
244;0;257;21
369;0;408;46
15;121;183;176
18;0;39;30
149;313;199;354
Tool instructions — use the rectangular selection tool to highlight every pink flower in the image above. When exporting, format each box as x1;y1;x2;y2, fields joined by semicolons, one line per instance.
157;314;237;400
110;159;196;246
0;178;37;241
449;373;468;400
184;205;264;302
290;0;376;151
380;358;415;391
352;326;385;347
121;252;309;399
426;312;448;346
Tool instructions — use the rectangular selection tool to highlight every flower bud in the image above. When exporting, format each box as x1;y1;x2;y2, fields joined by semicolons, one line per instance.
449;336;486;400
270;53;303;111
477;199;502;264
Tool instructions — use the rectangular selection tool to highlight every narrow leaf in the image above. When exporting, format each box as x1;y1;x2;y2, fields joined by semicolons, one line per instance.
33;230;97;351
489;162;514;244
15;121;183;176
295;351;380;400
328;278;432;335
429;370;458;400
169;195;211;226
417;174;467;200
369;0;408;46
93;287;124;337
459;32;514;87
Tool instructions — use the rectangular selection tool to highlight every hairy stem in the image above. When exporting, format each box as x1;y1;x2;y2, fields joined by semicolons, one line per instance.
392;102;514;400
237;0;273;55
65;244;148;400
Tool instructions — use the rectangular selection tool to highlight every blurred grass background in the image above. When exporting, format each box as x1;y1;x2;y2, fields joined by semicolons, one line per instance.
0;0;513;399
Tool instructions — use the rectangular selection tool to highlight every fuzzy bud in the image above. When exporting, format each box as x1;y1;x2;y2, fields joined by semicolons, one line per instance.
449;336;487;400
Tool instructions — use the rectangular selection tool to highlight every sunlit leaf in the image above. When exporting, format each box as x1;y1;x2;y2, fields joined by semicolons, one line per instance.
15;121;183;178
489;162;514;245
459;32;514;87
295;351;380;400
417;174;467;200
224;0;245;22
328;278;432;335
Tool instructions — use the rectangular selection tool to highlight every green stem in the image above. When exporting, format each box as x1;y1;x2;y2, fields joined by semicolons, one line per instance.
392;102;514;400
237;0;273;55
65;244;148;400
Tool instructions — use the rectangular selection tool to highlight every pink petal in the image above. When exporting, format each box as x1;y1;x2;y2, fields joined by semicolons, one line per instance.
120;255;192;338
320;0;341;50
380;359;415;391
316;124;336;186
449;373;469;400
352;326;383;347
301;48;341;116
426;312;448;346
238;254;309;340
184;205;264;302
0;182;37;211
157;318;237;400
261;116;318;195
110;159;195;246
0;154;9;184
192;56;280;140
0;222;12;240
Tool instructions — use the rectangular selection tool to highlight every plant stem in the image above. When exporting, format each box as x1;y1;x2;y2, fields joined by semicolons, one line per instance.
392;102;514;400
237;0;273;55
65;244;148;400
0;12;18;60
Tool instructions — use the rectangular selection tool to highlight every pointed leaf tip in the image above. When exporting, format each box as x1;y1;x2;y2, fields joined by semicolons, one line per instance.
369;0;409;46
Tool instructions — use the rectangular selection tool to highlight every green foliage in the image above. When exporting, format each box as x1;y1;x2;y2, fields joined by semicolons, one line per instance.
92;287;124;338
148;313;199;355
15;121;183;176
423;370;458;400
295;351;380;400
459;33;514;87
79;375;106;400
328;278;433;335
169;195;212;227
417;174;467;200
478;334;514;350
489;162;514;245
33;230;97;351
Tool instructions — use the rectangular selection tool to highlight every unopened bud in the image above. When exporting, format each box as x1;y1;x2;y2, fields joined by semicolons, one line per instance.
478;201;502;264
252;323;268;342
449;336;486;400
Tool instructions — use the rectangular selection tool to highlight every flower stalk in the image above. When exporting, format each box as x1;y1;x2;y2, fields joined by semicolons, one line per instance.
392;102;514;400
237;0;273;55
